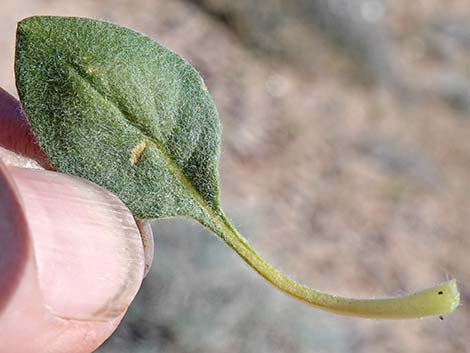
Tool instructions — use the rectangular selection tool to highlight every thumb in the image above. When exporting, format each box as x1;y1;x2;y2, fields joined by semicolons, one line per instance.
0;161;145;353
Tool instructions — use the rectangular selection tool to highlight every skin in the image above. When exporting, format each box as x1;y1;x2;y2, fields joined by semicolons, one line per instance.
0;87;150;353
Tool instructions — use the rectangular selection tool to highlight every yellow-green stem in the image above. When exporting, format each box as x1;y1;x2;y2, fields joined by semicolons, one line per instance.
205;212;459;319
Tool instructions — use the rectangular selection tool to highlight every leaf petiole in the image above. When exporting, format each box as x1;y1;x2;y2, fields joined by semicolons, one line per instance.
204;211;460;319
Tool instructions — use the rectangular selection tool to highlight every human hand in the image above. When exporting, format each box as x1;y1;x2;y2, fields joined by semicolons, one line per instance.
0;87;153;353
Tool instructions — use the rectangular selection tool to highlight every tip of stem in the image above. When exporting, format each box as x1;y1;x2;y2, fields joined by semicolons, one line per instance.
386;278;460;319
441;279;460;314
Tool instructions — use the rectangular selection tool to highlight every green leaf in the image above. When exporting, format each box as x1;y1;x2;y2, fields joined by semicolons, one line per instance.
15;16;221;221
15;16;459;319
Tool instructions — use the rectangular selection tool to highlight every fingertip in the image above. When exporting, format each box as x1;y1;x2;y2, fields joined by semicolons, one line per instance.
0;163;145;352
10;166;145;321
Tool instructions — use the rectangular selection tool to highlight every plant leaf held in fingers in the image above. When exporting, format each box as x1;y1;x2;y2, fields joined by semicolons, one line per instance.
15;16;460;319
15;16;220;221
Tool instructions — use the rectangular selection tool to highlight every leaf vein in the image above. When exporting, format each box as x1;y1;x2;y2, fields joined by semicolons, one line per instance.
67;63;215;218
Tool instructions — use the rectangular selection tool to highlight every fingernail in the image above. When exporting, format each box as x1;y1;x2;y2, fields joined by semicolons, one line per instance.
135;219;154;277
9;167;145;321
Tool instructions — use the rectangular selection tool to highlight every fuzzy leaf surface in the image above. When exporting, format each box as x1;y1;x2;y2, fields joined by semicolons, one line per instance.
16;16;221;220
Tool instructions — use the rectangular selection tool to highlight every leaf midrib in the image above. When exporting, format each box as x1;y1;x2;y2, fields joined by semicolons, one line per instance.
67;63;219;221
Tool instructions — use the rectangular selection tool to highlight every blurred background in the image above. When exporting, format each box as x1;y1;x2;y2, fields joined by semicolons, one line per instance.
1;0;469;352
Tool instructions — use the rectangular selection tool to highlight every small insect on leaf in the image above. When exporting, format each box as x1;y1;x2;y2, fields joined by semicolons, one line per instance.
130;138;149;165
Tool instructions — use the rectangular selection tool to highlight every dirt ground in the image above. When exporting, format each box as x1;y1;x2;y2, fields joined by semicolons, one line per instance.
1;1;469;352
